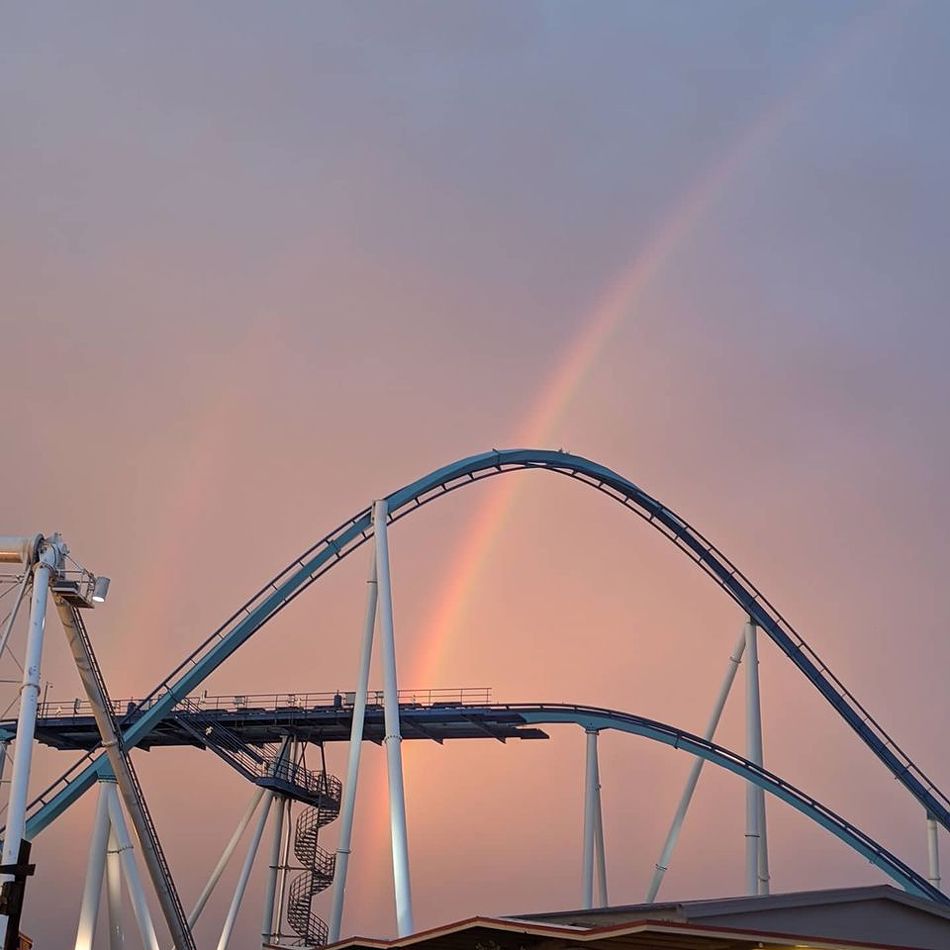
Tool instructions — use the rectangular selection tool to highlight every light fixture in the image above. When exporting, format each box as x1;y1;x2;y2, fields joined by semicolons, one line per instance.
92;576;111;603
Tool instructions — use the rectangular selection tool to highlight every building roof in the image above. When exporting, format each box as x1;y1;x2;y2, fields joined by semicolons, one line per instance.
508;884;950;928
321;886;950;950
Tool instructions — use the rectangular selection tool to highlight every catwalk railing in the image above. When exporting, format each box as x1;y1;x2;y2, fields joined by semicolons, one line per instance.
35;687;492;721
5;689;503;827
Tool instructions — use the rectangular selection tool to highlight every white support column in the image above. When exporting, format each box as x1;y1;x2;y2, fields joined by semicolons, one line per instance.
927;813;942;890
744;618;770;895
1;543;57;869
373;499;414;937
188;786;265;927
0;740;8;792
75;782;113;950
582;729;599;909
274;797;293;938
106;826;125;950
646;630;746;902
217;791;274;950
328;548;379;944
261;794;286;945
593;772;608;908
758;794;771;895
257;738;293;945
105;783;160;950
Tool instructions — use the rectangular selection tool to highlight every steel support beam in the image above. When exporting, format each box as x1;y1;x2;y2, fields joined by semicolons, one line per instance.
582;729;599;909
75;782;112;950
217;791;273;950
373;499;414;937
274;797;293;938
258;738;292;945
106;824;124;950
593;766;608;908
0;541;58;947
105;783;159;950
328;548;379;943
1;544;56;865
647;630;746;901
188;786;265;928
927;813;942;890
261;793;286;944
744;619;769;895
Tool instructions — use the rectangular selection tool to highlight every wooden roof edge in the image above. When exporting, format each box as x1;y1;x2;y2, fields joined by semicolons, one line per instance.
322;913;920;950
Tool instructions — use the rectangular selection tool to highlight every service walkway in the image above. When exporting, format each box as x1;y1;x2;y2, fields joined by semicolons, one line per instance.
0;688;550;750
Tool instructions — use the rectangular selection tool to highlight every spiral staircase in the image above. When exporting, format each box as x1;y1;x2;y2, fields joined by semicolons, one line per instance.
176;698;343;945
287;772;342;947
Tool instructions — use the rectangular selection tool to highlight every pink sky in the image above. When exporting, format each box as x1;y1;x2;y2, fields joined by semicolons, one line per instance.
1;2;949;947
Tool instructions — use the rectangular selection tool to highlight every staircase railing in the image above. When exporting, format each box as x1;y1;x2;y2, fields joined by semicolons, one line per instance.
285;774;341;946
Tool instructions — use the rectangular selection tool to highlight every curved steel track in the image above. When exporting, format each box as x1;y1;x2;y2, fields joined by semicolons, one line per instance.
20;449;949;875
503;703;945;902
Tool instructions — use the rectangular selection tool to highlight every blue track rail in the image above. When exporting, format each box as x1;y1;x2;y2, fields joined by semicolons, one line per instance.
20;449;949;848
10;696;944;902
469;702;944;903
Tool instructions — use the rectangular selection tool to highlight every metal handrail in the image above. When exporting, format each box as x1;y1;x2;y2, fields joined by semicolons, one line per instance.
263;759;342;805
287;872;330;948
34;686;493;721
287;807;337;946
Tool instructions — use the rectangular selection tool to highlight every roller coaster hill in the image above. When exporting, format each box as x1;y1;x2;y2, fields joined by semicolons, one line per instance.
0;449;945;950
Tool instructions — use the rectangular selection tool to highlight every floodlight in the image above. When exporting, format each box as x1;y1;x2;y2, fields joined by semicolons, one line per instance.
92;576;111;603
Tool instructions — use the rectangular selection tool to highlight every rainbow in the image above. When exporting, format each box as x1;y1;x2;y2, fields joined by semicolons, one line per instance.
400;1;895;692
323;4;902;924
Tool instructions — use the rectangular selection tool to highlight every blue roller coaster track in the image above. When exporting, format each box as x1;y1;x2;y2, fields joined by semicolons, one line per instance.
18;448;949;872
6;693;944;903
511;703;945;902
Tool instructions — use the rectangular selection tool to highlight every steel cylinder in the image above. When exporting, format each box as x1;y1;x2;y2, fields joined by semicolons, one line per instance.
0;536;41;564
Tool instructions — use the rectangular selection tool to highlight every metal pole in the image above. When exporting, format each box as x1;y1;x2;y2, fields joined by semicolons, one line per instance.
257;738;293;945
261;794;286;945
1;543;57;868
593;740;608;907
582;729;598;909
373;499;414;937
0;568;30;662
274;797;293;938
646;630;746;902
188;786;265;927
328;548;378;944
0;543;58;947
758;790;771;895
216;791;274;950
744;618;770;895
106;783;160;950
106;825;125;950
927;813;942;889
75;783;112;950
